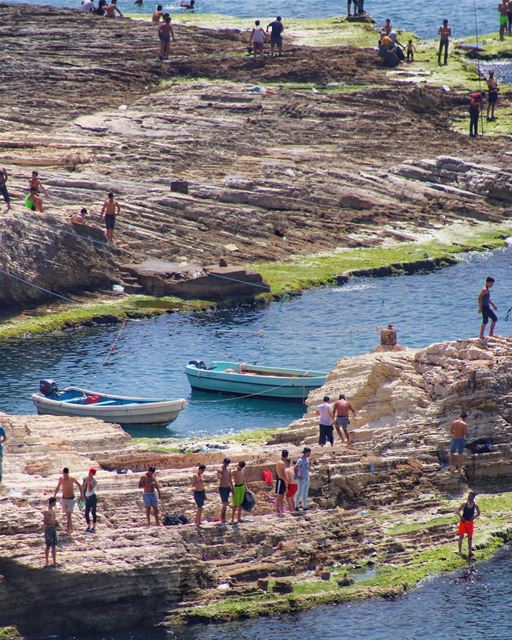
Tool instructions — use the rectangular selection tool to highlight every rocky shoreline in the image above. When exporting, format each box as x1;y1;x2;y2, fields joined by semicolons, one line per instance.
2;5;512;315
1;337;512;635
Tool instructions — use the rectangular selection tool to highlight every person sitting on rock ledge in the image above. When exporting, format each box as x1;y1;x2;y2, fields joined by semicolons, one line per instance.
448;412;468;473
139;466;162;526
374;323;405;352
25;187;44;213
70;207;87;224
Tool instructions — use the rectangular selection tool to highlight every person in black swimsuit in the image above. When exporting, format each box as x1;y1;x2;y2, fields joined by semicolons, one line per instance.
457;492;480;557
478;276;498;339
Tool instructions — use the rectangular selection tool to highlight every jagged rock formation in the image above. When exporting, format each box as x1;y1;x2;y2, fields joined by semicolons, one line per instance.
1;338;512;633
0;215;118;304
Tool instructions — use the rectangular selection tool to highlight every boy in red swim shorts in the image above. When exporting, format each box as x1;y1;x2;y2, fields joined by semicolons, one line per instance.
285;459;298;512
457;491;480;557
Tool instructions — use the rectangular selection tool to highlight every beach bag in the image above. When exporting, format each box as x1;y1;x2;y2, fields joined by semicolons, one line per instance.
242;490;256;512
163;514;181;526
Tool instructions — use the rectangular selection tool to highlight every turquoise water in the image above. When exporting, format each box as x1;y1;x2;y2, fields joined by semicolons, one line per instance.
8;0;499;38
1;248;511;437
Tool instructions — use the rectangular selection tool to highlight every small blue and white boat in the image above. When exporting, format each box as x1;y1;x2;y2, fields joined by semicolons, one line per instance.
185;361;327;401
32;380;187;427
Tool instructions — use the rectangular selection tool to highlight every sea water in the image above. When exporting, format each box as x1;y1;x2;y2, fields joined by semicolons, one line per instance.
6;0;500;39
1;248;511;437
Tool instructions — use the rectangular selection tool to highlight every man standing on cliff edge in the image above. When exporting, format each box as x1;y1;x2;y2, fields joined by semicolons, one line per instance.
448;412;468;473
478;276;498;339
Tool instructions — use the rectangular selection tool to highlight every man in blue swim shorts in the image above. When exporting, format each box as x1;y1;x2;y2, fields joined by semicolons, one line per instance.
448;412;468;473
139;466;162;525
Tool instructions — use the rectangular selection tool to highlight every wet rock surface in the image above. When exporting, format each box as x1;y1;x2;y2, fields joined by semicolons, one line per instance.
1;338;512;632
1;6;512;305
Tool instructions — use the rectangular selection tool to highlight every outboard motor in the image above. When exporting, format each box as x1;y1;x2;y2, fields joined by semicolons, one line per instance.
40;379;59;397
188;360;207;370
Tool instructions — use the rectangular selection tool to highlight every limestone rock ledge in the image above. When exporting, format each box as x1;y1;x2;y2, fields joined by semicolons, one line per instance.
1;338;512;634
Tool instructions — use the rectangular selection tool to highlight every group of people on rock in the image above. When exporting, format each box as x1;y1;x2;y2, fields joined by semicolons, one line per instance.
468;71;500;137
0;167;121;245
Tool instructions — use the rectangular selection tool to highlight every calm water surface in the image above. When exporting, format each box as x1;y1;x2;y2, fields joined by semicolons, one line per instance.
9;0;500;38
2;249;511;437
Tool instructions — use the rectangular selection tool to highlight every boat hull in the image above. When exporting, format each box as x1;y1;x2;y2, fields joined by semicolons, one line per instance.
32;387;187;427
185;361;326;400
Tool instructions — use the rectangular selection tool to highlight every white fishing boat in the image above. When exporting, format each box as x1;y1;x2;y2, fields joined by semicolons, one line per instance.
32;380;186;427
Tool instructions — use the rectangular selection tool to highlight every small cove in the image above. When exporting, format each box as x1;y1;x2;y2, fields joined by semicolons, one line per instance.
1;248;511;438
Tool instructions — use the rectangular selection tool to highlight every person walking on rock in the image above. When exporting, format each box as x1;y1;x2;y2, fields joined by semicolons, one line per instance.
487;70;499;121
294;447;311;511
217;458;232;523
448;412;468;473
266;16;284;56
316;395;334;447
101;192;120;243
158;14;175;60
437;19;451;65
230;461;246;524
0;424;6;484
82;467;98;533
0;168;11;212
43;497;59;568
468;91;484;138
333;394;357;445
139;466;162;526
250;20;267;59
478;276;498;338
275;450;288;517
192;464;206;526
54;467;83;535
457;491;480;557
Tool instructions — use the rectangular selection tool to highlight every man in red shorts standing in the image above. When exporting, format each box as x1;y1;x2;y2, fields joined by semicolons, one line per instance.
457;491;480;558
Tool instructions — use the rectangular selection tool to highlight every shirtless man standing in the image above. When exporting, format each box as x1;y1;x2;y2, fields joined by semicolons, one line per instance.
192;464;206;526
101;192;120;243
230;461;246;524
478;276;498;339
217;458;232;523
437;19;451;65
333;394;357;445
105;0;123;17
448;412;469;473
139;466;162;525
54;467;83;535
275;450;288;516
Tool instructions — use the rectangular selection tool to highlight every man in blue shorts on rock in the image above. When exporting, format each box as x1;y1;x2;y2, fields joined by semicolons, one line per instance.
478;276;498;339
448;412;468;473
139;466;162;525
266;16;284;56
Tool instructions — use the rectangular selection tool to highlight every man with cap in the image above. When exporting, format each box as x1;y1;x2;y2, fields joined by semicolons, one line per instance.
82;467;98;533
448;412;469;473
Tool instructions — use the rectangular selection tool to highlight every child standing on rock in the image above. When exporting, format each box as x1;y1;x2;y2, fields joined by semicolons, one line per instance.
158;15;175;60
43;497;58;568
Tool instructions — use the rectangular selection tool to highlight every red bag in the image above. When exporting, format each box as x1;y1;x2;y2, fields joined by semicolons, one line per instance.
262;470;273;485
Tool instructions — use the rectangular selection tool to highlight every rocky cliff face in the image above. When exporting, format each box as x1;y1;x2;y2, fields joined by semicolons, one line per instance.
1;338;512;634
0;216;119;305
